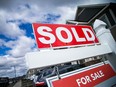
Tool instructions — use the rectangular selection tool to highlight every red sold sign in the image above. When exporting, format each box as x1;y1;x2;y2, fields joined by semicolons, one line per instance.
32;23;99;48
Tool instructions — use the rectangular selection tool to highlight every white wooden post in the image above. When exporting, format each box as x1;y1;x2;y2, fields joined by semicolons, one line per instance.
93;19;116;71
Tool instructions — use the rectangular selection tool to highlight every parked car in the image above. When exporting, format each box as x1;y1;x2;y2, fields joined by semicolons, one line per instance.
35;64;83;87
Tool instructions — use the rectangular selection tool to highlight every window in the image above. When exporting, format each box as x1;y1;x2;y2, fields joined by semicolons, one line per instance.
99;14;111;28
106;10;115;26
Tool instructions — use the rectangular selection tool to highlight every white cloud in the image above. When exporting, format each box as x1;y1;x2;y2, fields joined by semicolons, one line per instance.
0;0;78;24
0;56;27;78
0;0;78;10
0;10;25;39
5;36;36;57
54;6;76;24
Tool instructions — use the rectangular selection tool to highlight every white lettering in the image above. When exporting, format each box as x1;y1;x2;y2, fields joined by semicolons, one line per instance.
91;70;104;80
56;27;72;43
99;70;104;77
81;77;87;85
91;74;96;80
71;27;86;42
82;28;95;41
85;76;92;83
36;26;97;45
76;79;81;87
76;76;91;87
37;26;56;44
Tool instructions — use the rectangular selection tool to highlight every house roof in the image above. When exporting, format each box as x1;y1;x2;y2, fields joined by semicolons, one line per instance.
75;3;116;23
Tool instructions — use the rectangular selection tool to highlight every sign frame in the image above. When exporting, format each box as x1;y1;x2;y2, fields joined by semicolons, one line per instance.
25;44;112;69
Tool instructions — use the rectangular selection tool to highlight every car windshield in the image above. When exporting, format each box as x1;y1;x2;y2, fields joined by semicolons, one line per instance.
36;64;83;82
43;69;53;77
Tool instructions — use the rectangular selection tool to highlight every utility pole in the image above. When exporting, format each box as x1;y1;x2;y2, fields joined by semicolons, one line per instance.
14;66;16;78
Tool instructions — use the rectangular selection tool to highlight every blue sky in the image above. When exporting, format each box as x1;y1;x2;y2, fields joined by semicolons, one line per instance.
0;0;116;78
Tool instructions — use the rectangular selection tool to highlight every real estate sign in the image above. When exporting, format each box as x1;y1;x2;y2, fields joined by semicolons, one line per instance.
32;23;99;48
46;62;116;87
